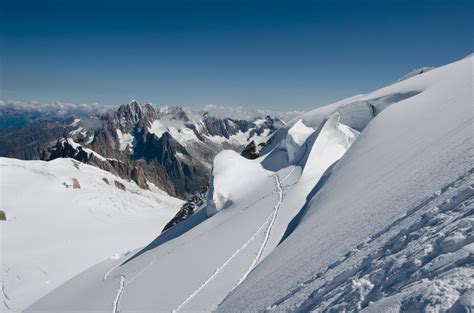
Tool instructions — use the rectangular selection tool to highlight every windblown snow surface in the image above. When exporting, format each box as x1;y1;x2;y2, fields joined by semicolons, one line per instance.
28;56;473;312
0;158;182;312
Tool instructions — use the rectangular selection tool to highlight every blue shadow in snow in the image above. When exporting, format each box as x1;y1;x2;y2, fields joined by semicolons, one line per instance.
278;161;338;245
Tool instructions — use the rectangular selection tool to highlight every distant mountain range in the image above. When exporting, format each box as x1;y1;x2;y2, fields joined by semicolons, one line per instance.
0;100;283;198
0;100;110;132
0;100;303;132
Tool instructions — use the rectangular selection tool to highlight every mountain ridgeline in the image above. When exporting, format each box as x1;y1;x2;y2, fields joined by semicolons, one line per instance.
0;101;281;198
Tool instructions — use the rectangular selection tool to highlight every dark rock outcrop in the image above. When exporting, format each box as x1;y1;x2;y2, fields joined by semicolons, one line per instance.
114;180;126;191
130;166;148;189
72;178;81;189
241;140;260;159
162;187;208;232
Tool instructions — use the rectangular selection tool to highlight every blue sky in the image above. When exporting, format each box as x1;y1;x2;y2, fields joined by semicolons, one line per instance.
1;0;472;111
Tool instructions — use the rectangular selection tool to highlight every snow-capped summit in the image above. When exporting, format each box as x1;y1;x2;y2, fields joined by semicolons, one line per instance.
27;55;473;312
114;100;156;130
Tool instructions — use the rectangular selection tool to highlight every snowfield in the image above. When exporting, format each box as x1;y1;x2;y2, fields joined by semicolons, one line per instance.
0;158;182;311
26;55;473;312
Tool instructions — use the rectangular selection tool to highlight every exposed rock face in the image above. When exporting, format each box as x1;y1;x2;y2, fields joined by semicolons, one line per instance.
241;141;260;159
0;210;6;221
0;100;279;199
71;178;81;189
130;166;148;189
114;180;126;191
203;117;249;138
162;187;208;232
47;139;90;163
114;100;157;130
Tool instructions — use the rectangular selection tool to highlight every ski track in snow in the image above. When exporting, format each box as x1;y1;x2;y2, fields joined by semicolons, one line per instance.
99;180;281;312
229;173;285;294
121;191;274;285
173;173;286;312
1;280;11;311
115;181;280;286
102;162;295;312
112;275;125;313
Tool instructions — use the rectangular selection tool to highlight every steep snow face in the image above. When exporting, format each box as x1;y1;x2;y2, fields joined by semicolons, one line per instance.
27;55;473;313
300;113;358;183
285;119;314;163
0;158;182;312
217;56;473;312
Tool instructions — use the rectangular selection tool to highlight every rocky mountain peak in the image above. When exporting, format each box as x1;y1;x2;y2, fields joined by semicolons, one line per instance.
115;100;157;130
0;100;282;199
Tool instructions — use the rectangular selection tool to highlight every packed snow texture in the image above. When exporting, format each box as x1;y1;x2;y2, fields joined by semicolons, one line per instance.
27;55;473;312
0;158;182;311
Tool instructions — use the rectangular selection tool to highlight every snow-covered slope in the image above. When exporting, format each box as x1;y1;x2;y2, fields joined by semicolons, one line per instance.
0;158;183;311
28;55;473;312
217;56;474;312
